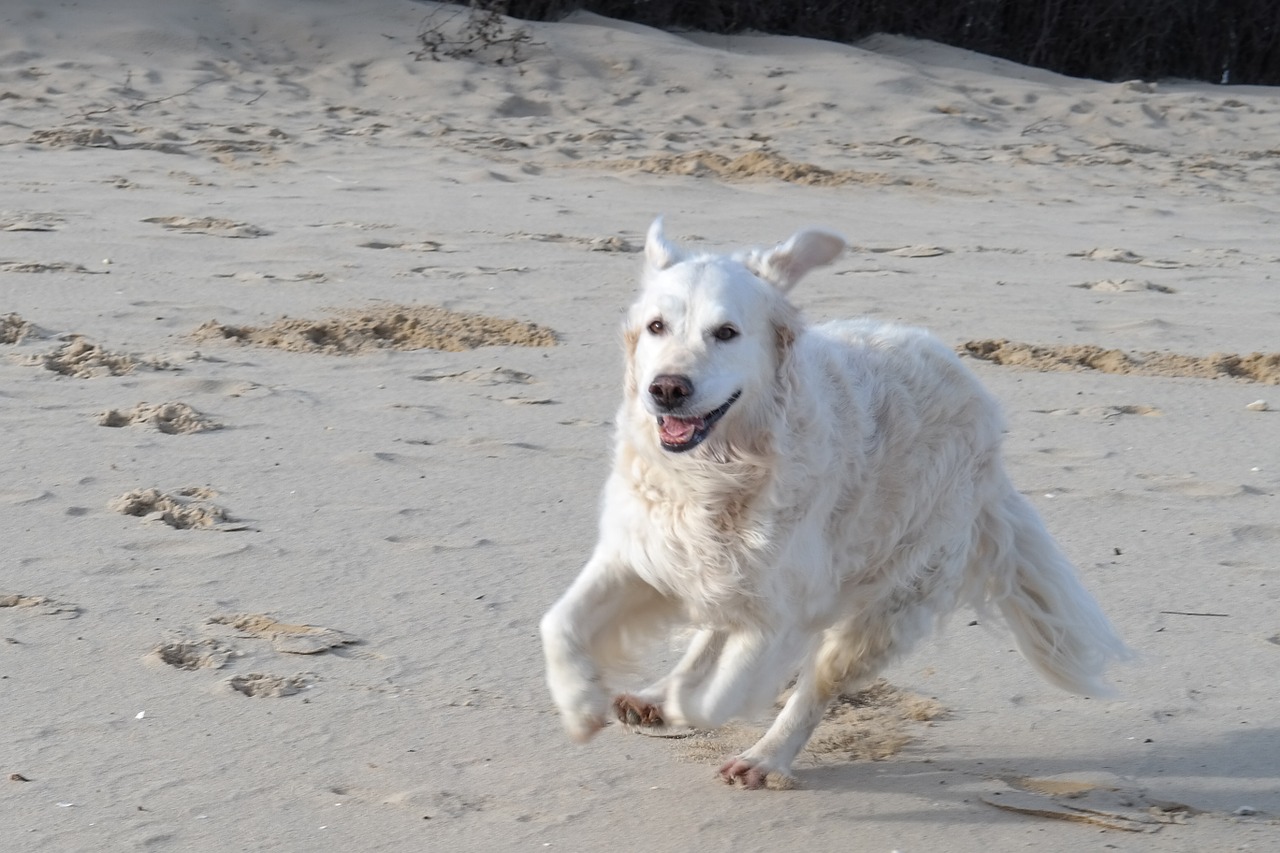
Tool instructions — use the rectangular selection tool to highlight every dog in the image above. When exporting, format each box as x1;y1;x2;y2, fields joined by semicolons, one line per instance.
540;218;1130;788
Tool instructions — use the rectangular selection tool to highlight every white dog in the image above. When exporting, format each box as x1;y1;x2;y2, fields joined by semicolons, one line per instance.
540;218;1130;788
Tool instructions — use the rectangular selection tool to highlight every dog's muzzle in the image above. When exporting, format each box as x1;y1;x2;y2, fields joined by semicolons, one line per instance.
654;390;741;453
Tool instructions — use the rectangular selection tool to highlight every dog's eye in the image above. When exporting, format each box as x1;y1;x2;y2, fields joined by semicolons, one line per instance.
647;319;665;335
713;324;739;342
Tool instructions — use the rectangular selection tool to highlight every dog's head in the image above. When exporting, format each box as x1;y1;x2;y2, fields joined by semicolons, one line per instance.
622;217;845;457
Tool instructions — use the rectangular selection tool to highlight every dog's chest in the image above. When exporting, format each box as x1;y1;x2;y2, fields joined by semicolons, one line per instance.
621;469;773;621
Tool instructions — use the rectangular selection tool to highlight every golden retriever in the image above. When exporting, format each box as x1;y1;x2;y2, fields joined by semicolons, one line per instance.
541;218;1129;788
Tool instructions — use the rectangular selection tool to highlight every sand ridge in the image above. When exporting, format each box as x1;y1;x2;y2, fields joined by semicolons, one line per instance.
193;304;557;354
962;339;1280;384
586;147;931;188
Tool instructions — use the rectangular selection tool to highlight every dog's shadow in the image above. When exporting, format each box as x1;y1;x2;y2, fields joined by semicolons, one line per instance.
782;724;1279;822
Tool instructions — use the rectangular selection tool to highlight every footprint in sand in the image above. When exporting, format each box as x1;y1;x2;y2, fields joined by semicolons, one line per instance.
148;638;233;671
142;216;271;238
1069;247;1185;269
413;367;556;405
152;615;357;698
109;487;241;530
0;594;81;619
224;672;315;698
1134;473;1265;498
27;128;121;149
23;337;172;378
1224;524;1280;548
358;239;442;252
195;136;283;168
864;245;951;258
104;175;142;190
210;270;327;283
498;395;557;405
0;260;106;274
509;231;638;253
1073;279;1176;294
1032;404;1163;419
0;211;63;232
413;367;533;386
207;613;358;655
169;377;268;399
382;533;494;553
409;263;532;279
168;170;216;188
98;402;223;434
1;312;40;344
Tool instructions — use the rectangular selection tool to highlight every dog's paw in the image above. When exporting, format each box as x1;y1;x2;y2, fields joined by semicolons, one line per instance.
718;755;793;790
545;668;609;742
612;694;665;728
563;710;608;743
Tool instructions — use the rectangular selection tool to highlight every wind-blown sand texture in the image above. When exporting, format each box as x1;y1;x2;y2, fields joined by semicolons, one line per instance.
2;1;1277;850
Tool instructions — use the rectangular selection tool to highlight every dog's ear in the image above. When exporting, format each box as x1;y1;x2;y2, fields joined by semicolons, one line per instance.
745;228;846;293
772;298;800;363
645;216;685;271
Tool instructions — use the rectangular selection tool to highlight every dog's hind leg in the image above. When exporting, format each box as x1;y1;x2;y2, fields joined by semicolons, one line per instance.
718;618;901;788
541;555;677;742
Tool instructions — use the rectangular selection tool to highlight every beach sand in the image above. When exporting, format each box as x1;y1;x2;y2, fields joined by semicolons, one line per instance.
2;1;1277;849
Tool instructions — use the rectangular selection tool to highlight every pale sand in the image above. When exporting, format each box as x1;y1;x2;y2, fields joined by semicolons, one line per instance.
2;1;1278;849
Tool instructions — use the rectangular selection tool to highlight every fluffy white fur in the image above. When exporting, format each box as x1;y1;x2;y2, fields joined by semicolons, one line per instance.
540;218;1131;788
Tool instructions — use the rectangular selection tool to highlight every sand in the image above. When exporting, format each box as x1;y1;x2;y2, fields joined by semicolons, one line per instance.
2;1;1278;850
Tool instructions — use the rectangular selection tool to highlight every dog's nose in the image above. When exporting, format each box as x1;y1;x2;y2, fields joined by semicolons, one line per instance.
648;374;693;411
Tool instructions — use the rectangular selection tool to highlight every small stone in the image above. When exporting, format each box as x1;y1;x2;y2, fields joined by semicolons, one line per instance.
1244;400;1268;412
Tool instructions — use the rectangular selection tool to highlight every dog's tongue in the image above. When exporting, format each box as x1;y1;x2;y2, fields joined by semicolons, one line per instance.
659;415;701;445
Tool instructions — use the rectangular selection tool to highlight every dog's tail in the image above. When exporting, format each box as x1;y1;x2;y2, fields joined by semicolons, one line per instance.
976;487;1131;696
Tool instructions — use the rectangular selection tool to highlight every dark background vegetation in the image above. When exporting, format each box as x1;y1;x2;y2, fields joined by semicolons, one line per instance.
458;0;1280;85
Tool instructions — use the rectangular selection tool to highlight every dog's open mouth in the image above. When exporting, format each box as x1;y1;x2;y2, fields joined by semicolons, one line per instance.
656;392;740;453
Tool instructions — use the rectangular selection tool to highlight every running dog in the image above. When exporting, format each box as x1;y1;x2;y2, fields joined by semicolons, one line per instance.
540;218;1129;788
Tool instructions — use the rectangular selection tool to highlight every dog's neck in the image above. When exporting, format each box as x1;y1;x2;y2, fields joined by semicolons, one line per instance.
618;431;774;528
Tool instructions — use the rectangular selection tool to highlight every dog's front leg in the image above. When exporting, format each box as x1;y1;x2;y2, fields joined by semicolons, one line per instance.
717;657;831;789
663;625;815;733
720;618;900;788
540;553;670;742
614;628;727;729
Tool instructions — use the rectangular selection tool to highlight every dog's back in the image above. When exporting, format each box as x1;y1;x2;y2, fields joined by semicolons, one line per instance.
793;316;1129;695
788;317;1007;578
